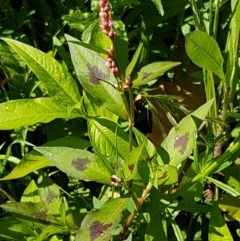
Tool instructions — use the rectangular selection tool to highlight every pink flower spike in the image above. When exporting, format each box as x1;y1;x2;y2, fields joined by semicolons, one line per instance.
111;60;116;68
99;0;107;7
103;29;109;35
104;5;110;12
108;30;116;38
99;12;108;19
108;21;113;27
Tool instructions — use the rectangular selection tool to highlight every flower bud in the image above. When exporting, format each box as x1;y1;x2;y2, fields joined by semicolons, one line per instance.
124;76;132;89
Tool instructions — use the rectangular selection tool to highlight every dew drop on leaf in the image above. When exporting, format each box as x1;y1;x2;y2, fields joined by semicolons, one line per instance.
71;158;89;171
4;103;16;112
174;133;189;154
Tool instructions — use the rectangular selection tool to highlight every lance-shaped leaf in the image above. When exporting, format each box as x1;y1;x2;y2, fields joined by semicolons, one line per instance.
35;147;113;185
1;38;81;106
0;154;52;181
0;43;26;84
209;203;233;241
185;31;225;80
0;98;79;130
157;165;178;186
161;100;213;167
113;20;128;75
0;216;36;240
122;144;144;181
75;198;129;241
88;117;130;160
0;202;52;225
218;194;240;222
133;127;163;165
151;0;164;15
0;137;89;181
133;61;180;87
66;34;128;120
126;42;143;77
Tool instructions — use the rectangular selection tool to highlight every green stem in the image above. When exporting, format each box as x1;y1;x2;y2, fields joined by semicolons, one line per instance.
213;0;220;39
209;0;214;35
128;89;135;152
189;0;202;30
0;188;16;202
203;70;218;135
120;158;157;239
120;181;153;240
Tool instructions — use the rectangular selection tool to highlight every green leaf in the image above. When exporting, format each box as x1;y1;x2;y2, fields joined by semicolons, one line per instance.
185;31;225;80
157;165;178;186
21;180;40;203
88;118;130;160
0;98;79;130
62;10;90;31
123;144;144;181
0;153;52;181
218;194;240;222
35;225;68;241
35;147;112;185
75;198;129;241
133;127;163;165
110;0;139;9
125;42;143;77
0;137;89;181
82;19;112;53
42;136;91;149
0;217;36;241
0;42;27;84
225;0;240;97
133;61;181;87
151;0;164;16
0;201;68;238
114;20;129;76
145;188;167;241
83;92;119;122
53;36;73;70
66;34;128;120
161;99;213;167
1;38;81;106
170;217;184;241
0;202;51;224
223;164;240;193
206;176;240;197
209;203;233;241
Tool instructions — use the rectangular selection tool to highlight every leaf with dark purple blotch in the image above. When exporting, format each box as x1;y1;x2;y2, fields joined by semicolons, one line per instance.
87;64;106;85
133;61;181;87
75;198;129;241
174;134;189;155
142;72;152;79
66;34;128;120
34;210;48;223
72;158;89;171
122;144;144;181
35;146;112;185
161;100;213;167
90;221;112;241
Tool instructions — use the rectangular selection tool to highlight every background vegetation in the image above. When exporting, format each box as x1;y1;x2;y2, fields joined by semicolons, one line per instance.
0;0;239;240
